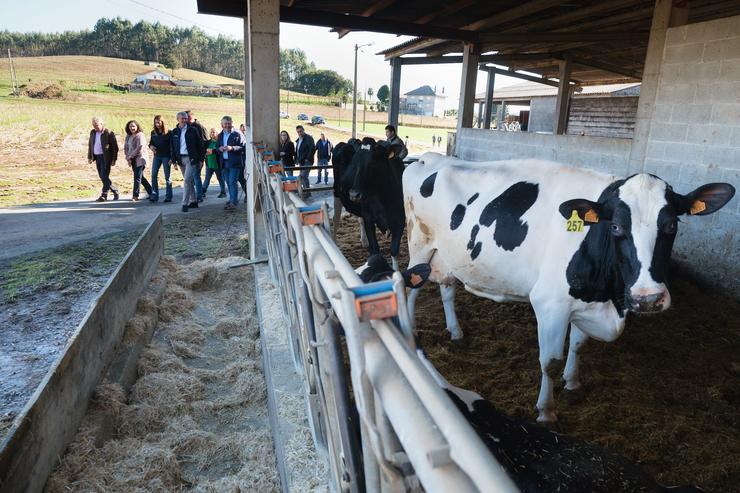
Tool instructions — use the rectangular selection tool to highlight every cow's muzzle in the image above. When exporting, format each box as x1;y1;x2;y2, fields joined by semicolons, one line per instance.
628;290;670;313
349;189;362;202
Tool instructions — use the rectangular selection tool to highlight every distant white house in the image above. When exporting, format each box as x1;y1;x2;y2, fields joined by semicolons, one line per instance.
400;85;446;117
133;69;172;84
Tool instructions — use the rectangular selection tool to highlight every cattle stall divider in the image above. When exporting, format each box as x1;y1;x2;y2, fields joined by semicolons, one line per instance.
253;146;519;493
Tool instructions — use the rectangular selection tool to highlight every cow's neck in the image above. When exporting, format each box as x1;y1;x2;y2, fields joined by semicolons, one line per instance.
566;222;627;316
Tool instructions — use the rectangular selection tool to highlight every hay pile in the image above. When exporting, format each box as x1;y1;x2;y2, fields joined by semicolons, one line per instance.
48;256;279;492
19;82;69;99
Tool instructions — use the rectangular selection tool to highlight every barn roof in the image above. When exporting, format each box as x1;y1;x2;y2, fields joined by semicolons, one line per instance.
197;0;740;85
405;85;438;96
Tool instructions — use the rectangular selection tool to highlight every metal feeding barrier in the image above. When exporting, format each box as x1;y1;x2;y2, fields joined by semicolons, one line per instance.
252;144;518;493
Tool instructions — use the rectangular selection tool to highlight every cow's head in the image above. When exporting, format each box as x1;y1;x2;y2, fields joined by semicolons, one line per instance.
560;175;734;314
347;138;404;203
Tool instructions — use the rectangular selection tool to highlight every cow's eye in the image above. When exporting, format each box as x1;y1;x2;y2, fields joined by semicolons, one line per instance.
663;221;677;235
610;223;624;236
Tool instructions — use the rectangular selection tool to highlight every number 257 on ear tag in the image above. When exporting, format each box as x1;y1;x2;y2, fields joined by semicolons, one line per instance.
566;210;584;232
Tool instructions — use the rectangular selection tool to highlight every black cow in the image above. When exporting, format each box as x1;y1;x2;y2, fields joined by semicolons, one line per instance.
333;138;406;270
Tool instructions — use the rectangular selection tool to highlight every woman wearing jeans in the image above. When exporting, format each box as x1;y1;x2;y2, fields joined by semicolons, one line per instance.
124;120;152;201
148;115;172;202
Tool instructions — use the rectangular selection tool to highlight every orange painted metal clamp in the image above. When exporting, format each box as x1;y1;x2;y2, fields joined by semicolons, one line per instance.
355;292;398;321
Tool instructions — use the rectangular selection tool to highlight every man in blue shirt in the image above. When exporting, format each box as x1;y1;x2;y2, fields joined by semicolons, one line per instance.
217;116;246;211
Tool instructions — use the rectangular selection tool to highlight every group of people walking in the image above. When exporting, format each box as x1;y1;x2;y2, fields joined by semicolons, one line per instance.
87;111;248;212
278;126;333;198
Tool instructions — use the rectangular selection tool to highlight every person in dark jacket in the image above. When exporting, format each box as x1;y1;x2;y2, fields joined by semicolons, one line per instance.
148;115;172;202
279;130;295;176
217;115;246;211
170;111;206;212
315;132;332;184
186;110;208;202
295;125;316;197
88;116;119;202
384;125;408;160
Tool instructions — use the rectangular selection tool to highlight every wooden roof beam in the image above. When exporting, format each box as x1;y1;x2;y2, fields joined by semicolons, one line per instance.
399;53;560;65
413;0;476;24
479;32;647;43
379;0;570;60
479;64;581;90
280;7;477;41
334;0;398;39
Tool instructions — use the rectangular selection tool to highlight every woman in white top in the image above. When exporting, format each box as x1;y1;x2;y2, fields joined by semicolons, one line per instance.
124;120;153;201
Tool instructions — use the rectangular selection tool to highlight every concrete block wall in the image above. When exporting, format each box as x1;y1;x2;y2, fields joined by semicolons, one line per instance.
456;127;632;176
644;15;740;295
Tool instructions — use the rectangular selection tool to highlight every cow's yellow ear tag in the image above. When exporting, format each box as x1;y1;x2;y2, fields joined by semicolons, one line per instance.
388;151;396;159
566;210;584;232
410;273;423;287
689;200;706;215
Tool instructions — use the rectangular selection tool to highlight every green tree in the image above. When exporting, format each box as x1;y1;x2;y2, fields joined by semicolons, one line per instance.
295;69;352;97
377;84;389;104
280;48;314;90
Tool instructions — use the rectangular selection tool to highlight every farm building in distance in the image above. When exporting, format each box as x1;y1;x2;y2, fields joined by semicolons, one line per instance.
400;85;447;117
132;68;172;87
475;82;641;138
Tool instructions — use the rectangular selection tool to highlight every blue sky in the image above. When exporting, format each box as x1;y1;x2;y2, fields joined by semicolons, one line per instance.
3;0;518;107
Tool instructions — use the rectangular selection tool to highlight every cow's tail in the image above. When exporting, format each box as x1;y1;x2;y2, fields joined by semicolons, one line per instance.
416;348;483;412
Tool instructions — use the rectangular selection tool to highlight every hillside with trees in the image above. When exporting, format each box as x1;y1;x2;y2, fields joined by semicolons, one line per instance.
1;18;353;98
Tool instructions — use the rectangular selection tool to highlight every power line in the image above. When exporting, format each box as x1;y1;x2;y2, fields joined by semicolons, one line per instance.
112;0;226;35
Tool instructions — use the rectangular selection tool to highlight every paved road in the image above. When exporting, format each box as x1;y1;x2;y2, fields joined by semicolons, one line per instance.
0;190;236;260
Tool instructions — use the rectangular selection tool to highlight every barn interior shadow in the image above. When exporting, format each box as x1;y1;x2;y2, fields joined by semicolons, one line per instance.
334;214;739;493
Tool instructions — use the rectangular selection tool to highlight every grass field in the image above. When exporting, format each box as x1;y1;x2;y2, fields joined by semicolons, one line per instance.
0;55;453;207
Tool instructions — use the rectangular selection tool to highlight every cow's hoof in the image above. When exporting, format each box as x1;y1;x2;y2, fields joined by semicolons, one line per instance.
536;409;558;425
448;328;464;341
563;379;582;391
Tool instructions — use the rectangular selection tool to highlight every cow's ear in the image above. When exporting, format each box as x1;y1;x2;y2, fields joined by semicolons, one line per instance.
676;183;735;216
387;143;404;160
403;263;432;289
559;199;602;224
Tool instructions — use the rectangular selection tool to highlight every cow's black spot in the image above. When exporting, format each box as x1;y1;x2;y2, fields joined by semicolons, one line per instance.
420;172;437;198
471;242;482;260
467;193;479;205
467;225;481;260
450;204;466;230
650;192;680;284
478;182;539;251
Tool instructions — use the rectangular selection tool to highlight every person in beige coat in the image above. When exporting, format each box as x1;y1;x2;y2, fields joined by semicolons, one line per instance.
124;120;153;201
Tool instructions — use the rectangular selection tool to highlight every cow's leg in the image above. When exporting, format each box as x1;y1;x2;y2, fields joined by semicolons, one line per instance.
332;196;342;241
390;228;403;271
563;323;589;390
532;305;570;423
407;287;420;329
364;218;380;256
358;217;369;248
440;283;462;340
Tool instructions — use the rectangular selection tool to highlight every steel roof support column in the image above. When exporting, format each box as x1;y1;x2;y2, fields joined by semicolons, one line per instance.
455;43;480;155
483;69;495;129
628;0;678;173
388;58;402;129
554;56;572;135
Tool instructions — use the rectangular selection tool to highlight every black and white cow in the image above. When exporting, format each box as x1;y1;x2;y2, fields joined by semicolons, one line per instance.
417;350;704;493
333;137;406;269
404;154;735;422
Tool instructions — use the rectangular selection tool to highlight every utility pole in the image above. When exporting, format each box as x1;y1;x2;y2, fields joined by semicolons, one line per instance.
352;42;373;138
7;49;19;96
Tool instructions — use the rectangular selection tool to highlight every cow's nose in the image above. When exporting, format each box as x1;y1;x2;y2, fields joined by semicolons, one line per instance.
630;290;669;313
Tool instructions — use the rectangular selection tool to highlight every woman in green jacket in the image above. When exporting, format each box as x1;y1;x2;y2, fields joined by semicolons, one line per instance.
203;127;226;198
